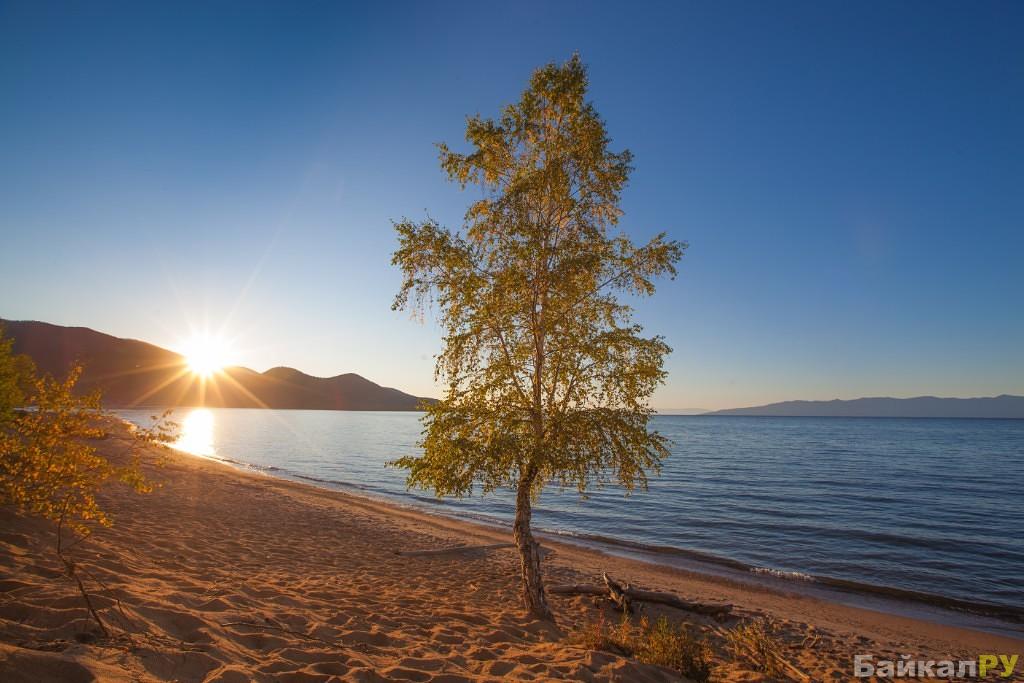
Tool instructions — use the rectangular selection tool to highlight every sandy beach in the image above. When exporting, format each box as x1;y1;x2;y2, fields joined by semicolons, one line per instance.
1;427;1019;682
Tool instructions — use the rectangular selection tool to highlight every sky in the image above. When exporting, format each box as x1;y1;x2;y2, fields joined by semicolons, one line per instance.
1;1;1021;411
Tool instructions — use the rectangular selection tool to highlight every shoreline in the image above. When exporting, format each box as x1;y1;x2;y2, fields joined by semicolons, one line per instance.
195;448;1024;655
172;436;1024;648
188;440;1024;639
191;450;1023;649
112;405;1023;632
2;425;1020;681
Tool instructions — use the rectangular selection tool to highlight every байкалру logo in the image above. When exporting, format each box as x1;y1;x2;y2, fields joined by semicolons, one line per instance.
854;654;1020;678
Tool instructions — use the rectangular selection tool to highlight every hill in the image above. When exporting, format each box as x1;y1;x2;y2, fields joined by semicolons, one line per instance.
706;395;1024;419
1;319;430;411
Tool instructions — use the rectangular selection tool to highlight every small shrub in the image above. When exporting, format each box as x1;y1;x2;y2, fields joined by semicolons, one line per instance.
634;616;713;682
0;344;177;636
573;613;713;682
0;366;155;532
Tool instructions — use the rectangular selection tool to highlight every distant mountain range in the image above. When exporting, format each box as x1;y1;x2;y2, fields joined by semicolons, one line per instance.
706;395;1024;419
5;319;1020;418
2;320;430;411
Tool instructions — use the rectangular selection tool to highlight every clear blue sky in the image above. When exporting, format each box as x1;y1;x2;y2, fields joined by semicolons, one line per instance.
1;1;1021;410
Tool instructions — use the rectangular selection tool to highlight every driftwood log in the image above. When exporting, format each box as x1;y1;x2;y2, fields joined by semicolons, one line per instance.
548;573;732;617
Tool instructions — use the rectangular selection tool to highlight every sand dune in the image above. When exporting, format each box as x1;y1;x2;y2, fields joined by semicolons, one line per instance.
0;426;1019;681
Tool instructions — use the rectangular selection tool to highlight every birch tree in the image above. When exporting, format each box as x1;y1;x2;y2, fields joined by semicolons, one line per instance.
391;55;684;620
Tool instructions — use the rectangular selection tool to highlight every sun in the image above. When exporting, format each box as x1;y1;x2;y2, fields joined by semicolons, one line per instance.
180;334;231;377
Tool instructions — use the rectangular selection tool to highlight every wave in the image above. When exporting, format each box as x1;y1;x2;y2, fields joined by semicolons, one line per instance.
217;456;282;473
750;567;814;581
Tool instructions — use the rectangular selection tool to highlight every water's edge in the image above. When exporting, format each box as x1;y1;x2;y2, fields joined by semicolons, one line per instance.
159;431;1024;640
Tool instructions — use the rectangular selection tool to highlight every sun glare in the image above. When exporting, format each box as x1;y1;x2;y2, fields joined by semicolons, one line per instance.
181;335;231;377
174;408;216;457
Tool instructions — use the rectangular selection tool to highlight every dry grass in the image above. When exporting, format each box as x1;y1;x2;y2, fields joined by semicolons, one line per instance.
573;612;713;681
725;616;788;679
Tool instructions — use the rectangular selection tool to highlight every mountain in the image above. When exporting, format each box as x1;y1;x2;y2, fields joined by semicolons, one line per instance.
2;319;430;411
706;395;1024;419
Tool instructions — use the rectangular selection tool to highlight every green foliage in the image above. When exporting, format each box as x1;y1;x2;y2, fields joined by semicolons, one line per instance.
0;364;176;535
391;53;684;501
0;326;177;636
574;613;713;681
636;615;713;681
0;324;35;426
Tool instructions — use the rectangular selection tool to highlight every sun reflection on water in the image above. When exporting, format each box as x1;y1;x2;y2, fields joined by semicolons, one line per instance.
174;408;216;457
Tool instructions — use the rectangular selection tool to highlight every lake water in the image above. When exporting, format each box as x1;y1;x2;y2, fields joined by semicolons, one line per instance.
117;408;1024;625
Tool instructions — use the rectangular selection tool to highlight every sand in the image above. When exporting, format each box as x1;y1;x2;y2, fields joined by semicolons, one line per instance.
0;426;1019;682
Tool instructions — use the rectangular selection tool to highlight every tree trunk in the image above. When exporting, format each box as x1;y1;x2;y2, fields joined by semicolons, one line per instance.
513;477;553;621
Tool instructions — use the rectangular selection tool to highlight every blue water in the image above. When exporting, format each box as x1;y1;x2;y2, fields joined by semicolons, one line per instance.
117;409;1024;617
